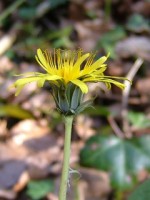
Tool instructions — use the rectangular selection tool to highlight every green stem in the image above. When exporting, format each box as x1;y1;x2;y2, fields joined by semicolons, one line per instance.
0;0;25;23
104;0;112;22
59;115;74;200
115;190;123;200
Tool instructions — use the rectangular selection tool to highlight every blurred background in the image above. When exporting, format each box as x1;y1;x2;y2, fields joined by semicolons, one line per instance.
0;0;150;200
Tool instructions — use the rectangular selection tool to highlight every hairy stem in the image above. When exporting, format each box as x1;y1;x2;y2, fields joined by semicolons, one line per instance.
59;115;74;200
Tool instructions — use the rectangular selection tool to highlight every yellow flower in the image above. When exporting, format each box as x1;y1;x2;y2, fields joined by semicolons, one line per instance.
12;48;128;96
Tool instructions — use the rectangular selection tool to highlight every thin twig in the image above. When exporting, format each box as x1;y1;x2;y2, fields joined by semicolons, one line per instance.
36;1;51;18
107;116;124;138
122;58;143;138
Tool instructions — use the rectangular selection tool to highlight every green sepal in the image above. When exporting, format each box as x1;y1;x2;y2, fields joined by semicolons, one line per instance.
50;82;91;115
58;91;70;113
70;86;83;110
75;99;93;114
51;84;60;108
66;83;75;104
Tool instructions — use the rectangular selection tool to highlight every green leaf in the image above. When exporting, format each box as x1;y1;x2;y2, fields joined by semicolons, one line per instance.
0;104;33;119
48;0;68;9
97;26;126;59
19;7;36;20
80;135;150;190
26;179;54;200
83;105;110;116
128;179;150;200
47;26;73;48
126;14;150;33
128;111;150;129
48;26;72;40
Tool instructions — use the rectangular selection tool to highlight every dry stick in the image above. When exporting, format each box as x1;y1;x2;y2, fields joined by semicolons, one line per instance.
108;116;124;138
122;58;143;138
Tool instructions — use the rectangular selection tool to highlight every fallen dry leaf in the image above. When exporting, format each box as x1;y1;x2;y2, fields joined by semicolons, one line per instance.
22;91;55;117
13;171;29;192
10;119;50;145
47;192;58;200
131;1;150;17
115;36;150;61
74;18;105;50
78;168;111;200
0;160;26;189
0;56;14;74
0;189;16;200
0;120;7;138
136;78;150;96
75;115;96;140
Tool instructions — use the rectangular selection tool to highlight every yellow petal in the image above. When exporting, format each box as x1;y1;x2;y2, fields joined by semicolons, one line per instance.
82;66;107;77
14;77;43;86
14;72;39;77
45;75;62;81
37;49;47;66
36;49;54;74
82;77;98;82
37;79;45;88
89;56;107;71
73;53;90;73
70;79;88;93
100;75;131;82
37;74;61;88
35;55;48;72
15;85;25;96
98;78;126;89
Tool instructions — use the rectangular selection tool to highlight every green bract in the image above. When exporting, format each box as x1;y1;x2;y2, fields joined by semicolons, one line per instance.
51;83;92;115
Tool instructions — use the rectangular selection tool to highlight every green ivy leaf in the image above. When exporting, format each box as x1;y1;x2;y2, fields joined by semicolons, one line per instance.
126;14;150;33
128;111;150;129
26;179;54;200
128;179;150;200
80;135;150;190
